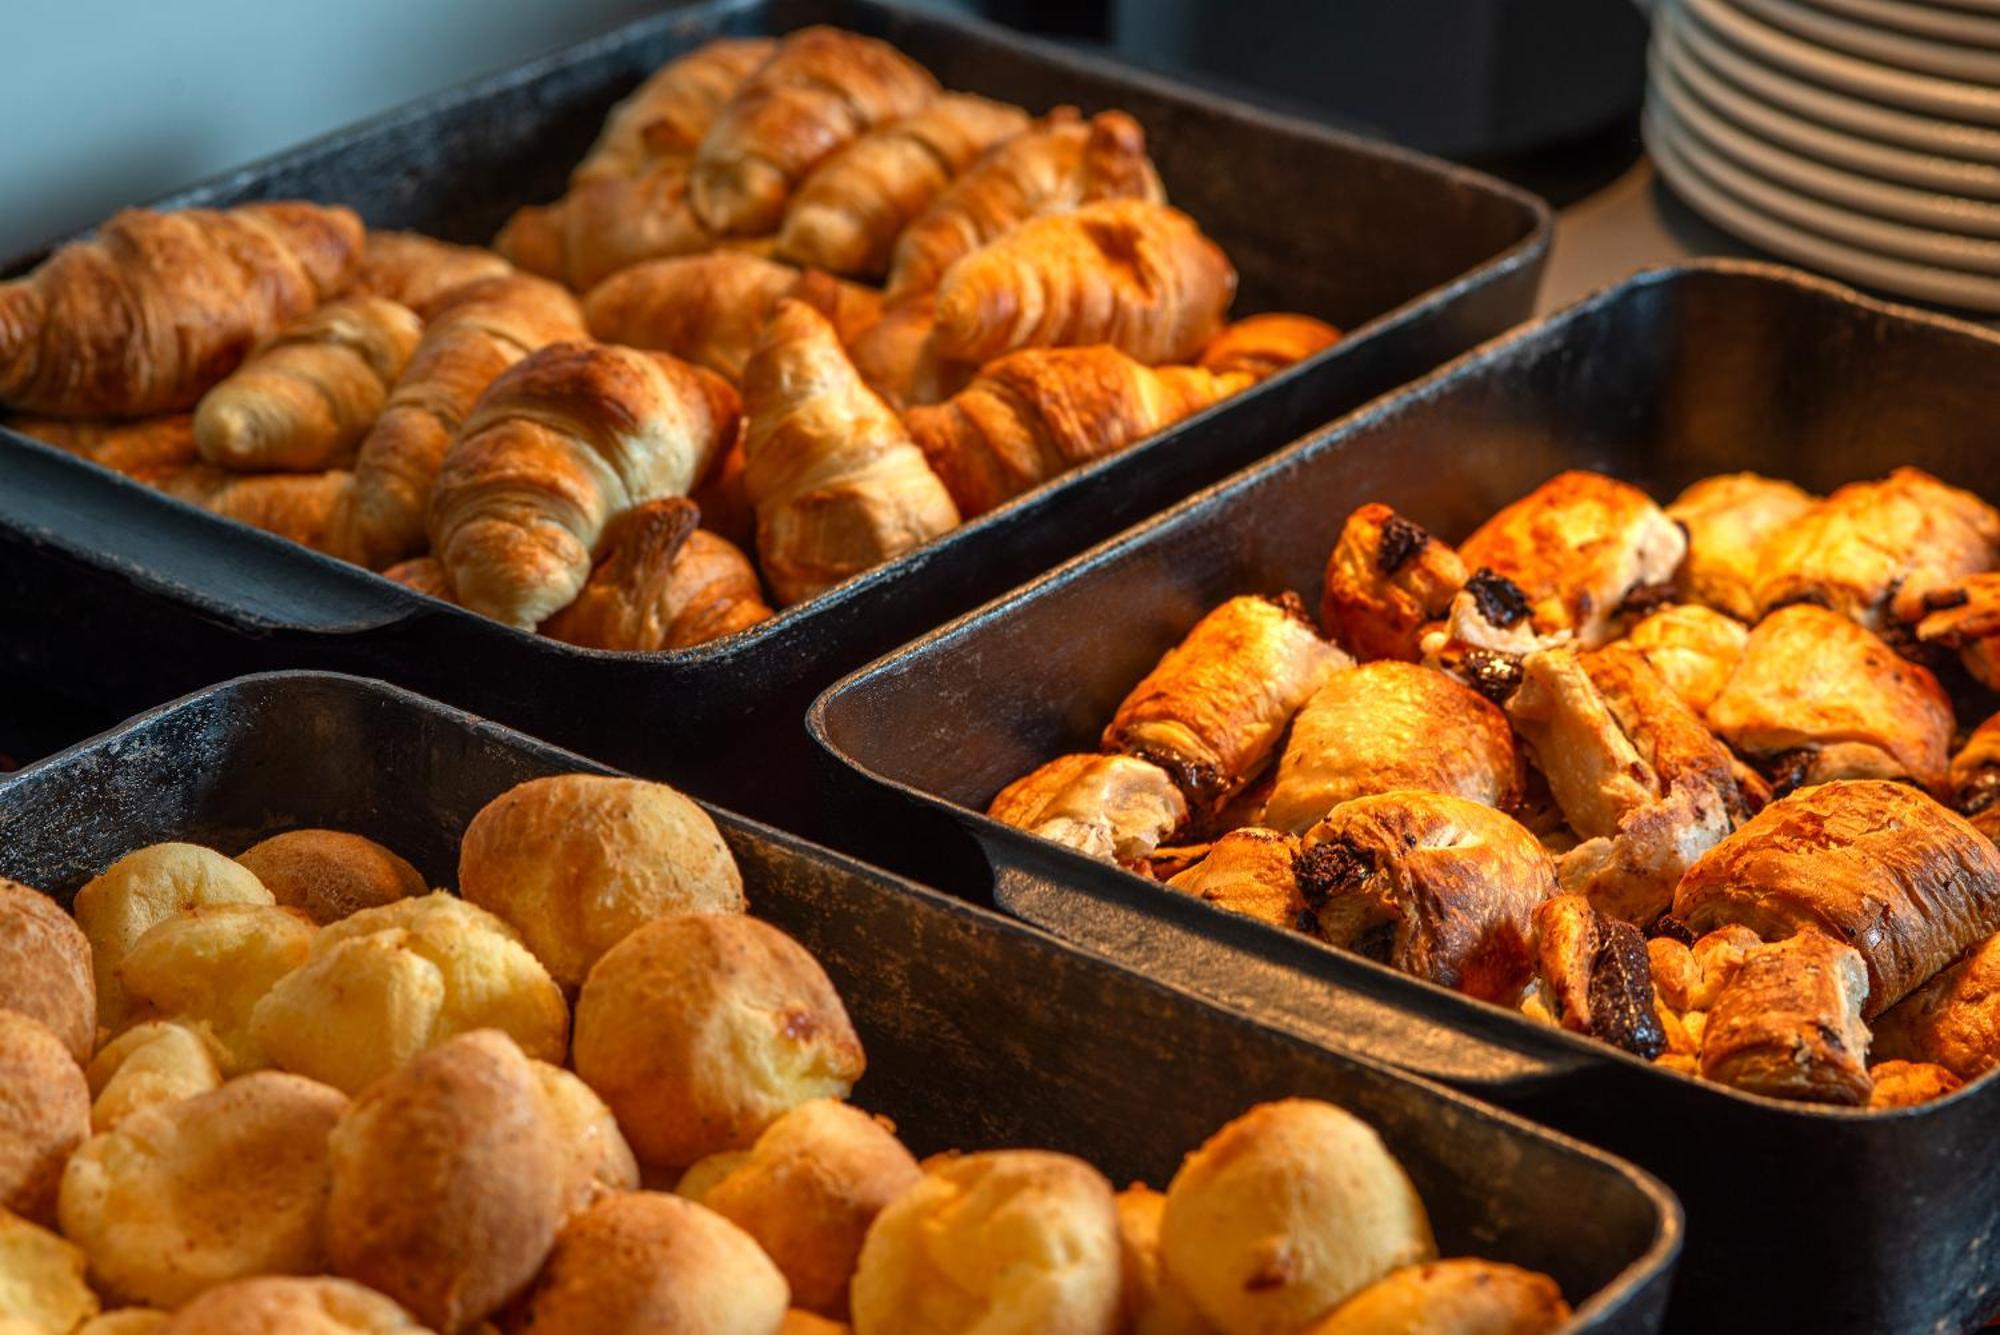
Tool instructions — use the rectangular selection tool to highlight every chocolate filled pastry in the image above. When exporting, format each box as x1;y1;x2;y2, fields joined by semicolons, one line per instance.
1296;792;1554;1003
1529;894;1665;1058
1675;780;2000;1017
1869;931;2000;1081
1949;712;2000;845
1623;603;1747;715
1103;594;1349;813
1666;472;1817;622
1320;504;1468;663
987;753;1188;868
1165;828;1307;932
1900;571;2000;691
1698;931;1873;1105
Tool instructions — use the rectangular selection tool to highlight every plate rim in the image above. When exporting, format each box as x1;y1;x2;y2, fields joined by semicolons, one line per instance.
1737;0;2000;83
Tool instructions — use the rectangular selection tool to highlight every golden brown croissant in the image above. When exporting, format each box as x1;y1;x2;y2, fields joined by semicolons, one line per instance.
1307;1258;1571;1335
349;230;513;317
494;161;715;292
0;202;363;417
776;93;1029;277
151;464;351;549
572;37;777;184
1666;473;1817;622
581;252;881;384
1899;571;2000;691
1866;1060;1963;1109
430;341;741;629
845;296;974;410
931;200;1236;365
382;555;450;600
884;108;1163;303
739;298;959;605
1197;313;1341;383
905;345;1249;519
1165;828;1306;933
1623;604;1746;715
541;497;773;651
1699;931;1873;1105
1320;504;1469;663
1869;931;2000;1080
1675;780;2000;1016
689;26;938;237
987;753;1188;868
8;414;196;479
1529;894;1665;1057
193;295;423;472
330;274;586;569
1104;594;1350;814
1948;711;2000;844
690;436;754;551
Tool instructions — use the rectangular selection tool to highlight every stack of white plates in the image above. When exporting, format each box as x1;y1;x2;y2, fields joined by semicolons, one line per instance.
1647;0;2000;309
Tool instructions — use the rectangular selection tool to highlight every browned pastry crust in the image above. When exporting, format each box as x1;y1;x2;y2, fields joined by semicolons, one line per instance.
1900;570;2000;692
349;230;513;317
691;436;755;550
1165;828;1306;932
153;1275;422;1334
1949;710;2000;844
1753;467;2000;630
1197;313;1341;383
1304;1258;1572;1335
987;753;1189;868
1296;792;1553;1002
1706;604;1954;792
1104;594;1350;814
7;414;197;479
690;26;939;237
1320;504;1469;663
542;498;773;651
1866;1060;1964;1109
931;200;1236;366
1674;780;2000;1017
1264;660;1521;834
494;161;716;292
382;556;450;600
1457;471;1686;647
906;345;1249;519
0;202;364;417
1699;931;1873;1105
0;877;94;1064
1869;931;2000;1080
1622;603;1747;715
1666;472;1817;622
1529;894;1665;1057
235;828;425;926
571;37;777;185
0;1010;88;1223
844;296;974;410
151;464;352;550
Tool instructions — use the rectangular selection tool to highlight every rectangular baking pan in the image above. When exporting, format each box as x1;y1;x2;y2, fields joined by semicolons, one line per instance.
0;0;1549;829
0;670;1678;1332
811;259;2000;1335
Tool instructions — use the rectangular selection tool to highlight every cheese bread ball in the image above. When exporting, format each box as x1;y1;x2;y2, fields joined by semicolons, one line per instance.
518;1191;788;1335
74;843;272;1030
236;830;426;926
0;877;95;1063
0;1207;99;1332
459;774;745;988
325;1030;568;1332
680;1098;920;1316
533;1061;640;1217
76;1312;168;1334
573;914;863;1169
1160;1100;1435;1334
849;1149;1122;1335
155;1275;425;1334
1114;1185;1212;1335
58;1071;347;1308
0;1011;90;1223
250;892;567;1095
85;1021;225;1133
117;904;316;1074
1303;1259;1571;1335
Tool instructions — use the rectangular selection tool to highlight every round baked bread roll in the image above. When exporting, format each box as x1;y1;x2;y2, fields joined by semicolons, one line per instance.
74;843;273;1030
155;1276;424;1334
0;876;95;1063
85;1021;225;1132
1303;1259;1571;1335
117;903;316;1074
518;1191;789;1335
533;1061;640;1216
459;774;745;988
0;1011;89;1223
679;1098;920;1316
58;1070;347;1308
573;914;864;1168
250;892;568;1095
76;1312;168;1334
1160;1099;1435;1334
1114;1185;1211;1335
325;1030;568;1332
0;1206;100;1332
849;1149;1122;1334
781;1312;850;1335
236;830;426;926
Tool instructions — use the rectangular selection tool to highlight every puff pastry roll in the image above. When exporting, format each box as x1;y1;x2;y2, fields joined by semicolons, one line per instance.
1103;594;1349;814
1866;1060;1963;1110
1948;711;2000;844
350;230;513;317
885;107;1163;303
8;414;195;479
1320;504;1468;663
1899;571;2000;692
1622;603;1746;715
1197;313;1341;383
691;437;754;550
1165;828;1306;933
383;555;450;600
1665;472;1816;622
152;464;352;550
1869;931;2000;1081
1308;1258;1571;1335
1753;467;2000;630
541;497;773;651
1706;604;1953;793
845;296;974;410
931;200;1235;366
1698;931;1873;1105
1675;780;2000;1016
690;26;939;236
494;161;716;292
571;37;776;185
777;93;1030;277
1264;661;1521;835
988;753;1188;868
0;202;363;417
1296;792;1553;1002
1529;894;1665;1058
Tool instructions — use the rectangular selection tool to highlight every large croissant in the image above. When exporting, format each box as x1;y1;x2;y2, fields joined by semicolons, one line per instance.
572;37;776;185
0;202;363;417
582;252;880;384
907;347;1248;518
883;108;1162;303
8;414;196;480
933;200;1235;365
350;231;513;317
330;274;585;569
689;26;938;237
542;497;773;650
429;341;741;629
776;93;1029;277
193;295;423;472
741;299;960;606
494;161;714;293
152;464;352;550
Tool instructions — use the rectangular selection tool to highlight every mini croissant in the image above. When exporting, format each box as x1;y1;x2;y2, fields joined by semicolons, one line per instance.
0;202;363;417
572;37;776;184
741;299;959;606
1198;313;1341;382
350;231;514;317
932;200;1235;365
690;26;938;237
429;341;741;629
542;497;773;650
905;345;1249;518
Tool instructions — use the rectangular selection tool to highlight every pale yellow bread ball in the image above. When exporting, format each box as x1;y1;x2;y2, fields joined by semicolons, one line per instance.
117;903;315;1074
0;1206;99;1332
0;877;95;1063
155;1275;428;1333
532;1061;639;1217
0;1011;89;1223
76;1311;169;1334
1115;1185;1214;1335
236;830;426;926
85;1021;225;1132
1302;1259;1571;1335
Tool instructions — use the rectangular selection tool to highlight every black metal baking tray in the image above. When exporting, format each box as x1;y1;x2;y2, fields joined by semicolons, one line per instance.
0;0;1549;828
0;670;1677;1332
811;260;2000;1335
